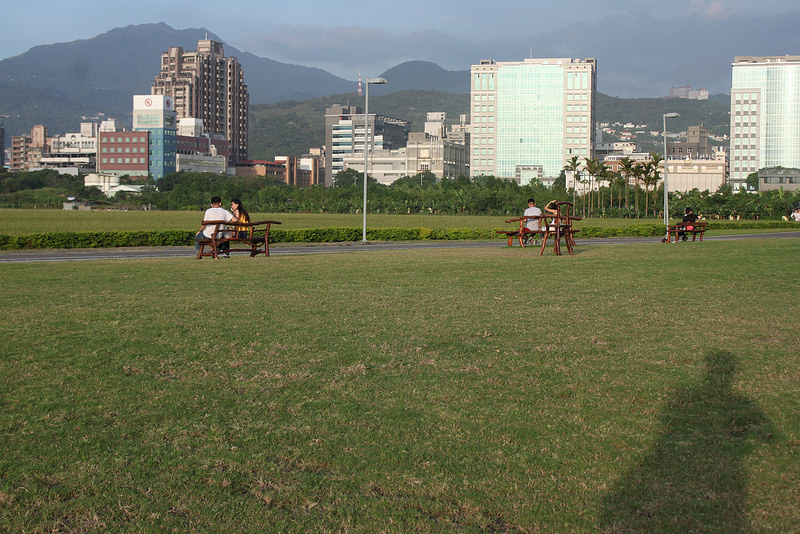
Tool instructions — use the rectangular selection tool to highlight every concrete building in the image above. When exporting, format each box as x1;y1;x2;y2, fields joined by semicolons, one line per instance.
324;104;409;186
664;148;728;193
470;57;597;184
152;39;248;164
670;85;709;100
176;118;229;173
97;130;150;178
132;94;177;179
340;113;470;184
758;167;800;192
235;156;322;186
667;125;713;157
0;115;6;168
730;55;800;190
10;125;49;171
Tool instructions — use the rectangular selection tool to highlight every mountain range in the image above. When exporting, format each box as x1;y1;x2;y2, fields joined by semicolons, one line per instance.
0;23;473;138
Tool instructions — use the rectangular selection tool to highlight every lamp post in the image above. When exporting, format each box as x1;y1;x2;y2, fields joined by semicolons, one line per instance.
362;77;387;243
663;112;679;238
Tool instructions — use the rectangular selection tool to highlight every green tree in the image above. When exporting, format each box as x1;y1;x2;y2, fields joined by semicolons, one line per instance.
746;172;760;191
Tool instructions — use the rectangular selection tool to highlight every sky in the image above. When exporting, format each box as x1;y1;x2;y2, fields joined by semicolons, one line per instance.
3;0;799;91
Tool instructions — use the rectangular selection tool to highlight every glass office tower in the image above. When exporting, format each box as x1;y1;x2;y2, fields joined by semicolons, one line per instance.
730;55;800;190
470;58;596;184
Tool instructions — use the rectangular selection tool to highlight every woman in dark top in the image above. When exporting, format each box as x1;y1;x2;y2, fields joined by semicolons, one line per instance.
679;207;698;241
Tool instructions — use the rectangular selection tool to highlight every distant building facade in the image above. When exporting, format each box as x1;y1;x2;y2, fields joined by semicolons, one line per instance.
341;112;470;184
151;39;248;164
10;125;48;171
132;94;177;179
324;104;409;186
667;125;713;157
669;85;709;100
470;57;597;184
730;55;800;190
664;148;728;193
758;167;800;192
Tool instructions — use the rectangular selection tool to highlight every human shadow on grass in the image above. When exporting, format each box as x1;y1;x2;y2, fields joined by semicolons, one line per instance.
600;350;773;533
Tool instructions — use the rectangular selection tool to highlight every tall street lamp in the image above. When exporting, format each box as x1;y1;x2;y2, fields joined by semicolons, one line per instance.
363;77;387;243
663;112;679;239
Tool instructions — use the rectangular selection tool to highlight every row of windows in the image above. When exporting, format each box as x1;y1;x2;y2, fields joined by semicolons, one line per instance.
473;94;496;102
734;104;758;112
474;127;495;134
473;105;495;113
474;137;494;145
566;126;588;134
101;147;145;154
104;136;147;143
473;116;496;123
733;92;760;102
102;157;146;164
566;93;589;101
566;104;588;112
473;148;495;156
566;116;588;123
566;148;589;155
566;137;588;145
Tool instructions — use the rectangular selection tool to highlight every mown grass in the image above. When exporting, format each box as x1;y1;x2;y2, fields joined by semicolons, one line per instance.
1;240;798;532
0;208;766;236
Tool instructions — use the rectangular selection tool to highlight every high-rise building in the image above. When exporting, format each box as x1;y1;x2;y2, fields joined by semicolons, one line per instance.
152;39;248;164
470;58;596;184
730;55;800;190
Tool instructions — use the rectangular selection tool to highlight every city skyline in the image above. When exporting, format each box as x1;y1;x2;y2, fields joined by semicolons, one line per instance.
3;0;800;97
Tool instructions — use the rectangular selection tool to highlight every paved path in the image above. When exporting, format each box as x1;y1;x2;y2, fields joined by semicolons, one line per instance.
1;232;799;264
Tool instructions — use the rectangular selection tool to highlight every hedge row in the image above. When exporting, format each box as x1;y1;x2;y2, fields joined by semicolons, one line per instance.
1;222;799;250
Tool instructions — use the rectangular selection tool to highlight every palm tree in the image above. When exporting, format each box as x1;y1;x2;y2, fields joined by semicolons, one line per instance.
649;152;664;217
641;161;655;216
564;156;581;208
619;156;635;213
583;158;606;218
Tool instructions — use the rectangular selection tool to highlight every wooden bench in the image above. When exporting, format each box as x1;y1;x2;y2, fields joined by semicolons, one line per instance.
497;215;550;247
666;221;707;243
196;220;281;259
497;202;582;255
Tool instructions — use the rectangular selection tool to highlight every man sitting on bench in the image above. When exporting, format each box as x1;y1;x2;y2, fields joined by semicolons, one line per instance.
196;196;235;258
523;198;543;242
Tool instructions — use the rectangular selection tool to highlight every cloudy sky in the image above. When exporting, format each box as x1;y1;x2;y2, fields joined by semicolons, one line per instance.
3;0;799;95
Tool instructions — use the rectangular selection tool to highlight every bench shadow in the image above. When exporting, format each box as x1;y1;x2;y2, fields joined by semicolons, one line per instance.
599;350;773;532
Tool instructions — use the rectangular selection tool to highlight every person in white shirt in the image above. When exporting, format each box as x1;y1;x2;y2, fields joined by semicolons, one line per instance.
196;196;235;257
791;209;800;222
523;198;543;232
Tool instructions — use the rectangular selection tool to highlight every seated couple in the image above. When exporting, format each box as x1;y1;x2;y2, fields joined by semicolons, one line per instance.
522;198;560;235
195;196;251;258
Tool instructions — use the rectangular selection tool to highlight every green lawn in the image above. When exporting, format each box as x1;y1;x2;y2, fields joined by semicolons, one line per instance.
0;208;764;236
1;240;798;531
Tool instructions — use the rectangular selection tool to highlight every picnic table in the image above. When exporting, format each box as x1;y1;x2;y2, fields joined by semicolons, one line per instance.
497;202;581;255
196;219;281;259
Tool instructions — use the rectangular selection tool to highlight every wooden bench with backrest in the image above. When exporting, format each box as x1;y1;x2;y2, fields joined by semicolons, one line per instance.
540;201;581;255
666;221;707;243
196;220;281;259
497;215;551;247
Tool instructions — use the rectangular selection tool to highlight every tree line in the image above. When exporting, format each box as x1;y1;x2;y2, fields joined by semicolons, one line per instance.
1;166;799;220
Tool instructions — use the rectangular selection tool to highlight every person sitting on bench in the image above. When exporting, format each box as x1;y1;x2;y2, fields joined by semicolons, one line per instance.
196;196;235;257
678;207;698;242
523;198;543;238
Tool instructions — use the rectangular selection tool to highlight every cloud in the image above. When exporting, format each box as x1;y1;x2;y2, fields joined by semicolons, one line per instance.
689;0;733;20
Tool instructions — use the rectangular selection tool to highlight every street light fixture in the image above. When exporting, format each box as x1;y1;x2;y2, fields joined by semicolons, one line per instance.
663;112;679;239
362;77;387;243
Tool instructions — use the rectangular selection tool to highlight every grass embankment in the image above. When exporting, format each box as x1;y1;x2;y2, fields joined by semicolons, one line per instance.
1;240;798;531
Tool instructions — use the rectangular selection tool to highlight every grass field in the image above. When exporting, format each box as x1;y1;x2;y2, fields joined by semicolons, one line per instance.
1;239;799;531
0;208;741;235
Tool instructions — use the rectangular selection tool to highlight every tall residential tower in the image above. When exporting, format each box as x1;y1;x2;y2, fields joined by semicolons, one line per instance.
470;58;596;184
152;39;248;164
730;55;800;190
